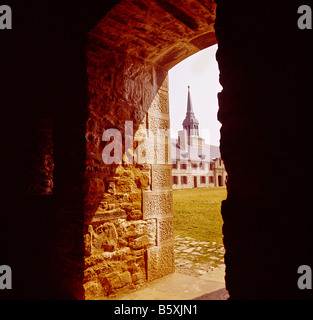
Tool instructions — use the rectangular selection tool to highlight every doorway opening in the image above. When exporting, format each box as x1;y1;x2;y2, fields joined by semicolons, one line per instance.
169;45;227;281
194;176;198;188
83;0;221;299
218;175;223;187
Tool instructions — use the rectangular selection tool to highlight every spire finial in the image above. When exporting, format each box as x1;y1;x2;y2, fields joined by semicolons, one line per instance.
182;85;199;136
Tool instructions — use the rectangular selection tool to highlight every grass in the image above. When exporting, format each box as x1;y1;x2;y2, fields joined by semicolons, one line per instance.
173;187;227;245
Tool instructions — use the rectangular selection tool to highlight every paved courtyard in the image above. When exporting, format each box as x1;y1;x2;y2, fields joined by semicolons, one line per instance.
174;235;225;277
116;236;228;300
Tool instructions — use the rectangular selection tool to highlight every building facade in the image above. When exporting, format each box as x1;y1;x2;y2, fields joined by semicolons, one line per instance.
171;86;227;189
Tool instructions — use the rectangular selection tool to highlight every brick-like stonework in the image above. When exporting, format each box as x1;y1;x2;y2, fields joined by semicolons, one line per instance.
143;191;173;220
151;165;172;190
146;242;175;282
157;217;174;245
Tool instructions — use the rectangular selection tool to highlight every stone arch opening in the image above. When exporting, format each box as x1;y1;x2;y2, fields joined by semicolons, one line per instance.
83;0;217;299
7;0;312;301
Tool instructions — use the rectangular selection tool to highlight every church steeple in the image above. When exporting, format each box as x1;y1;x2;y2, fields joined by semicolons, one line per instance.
182;86;199;138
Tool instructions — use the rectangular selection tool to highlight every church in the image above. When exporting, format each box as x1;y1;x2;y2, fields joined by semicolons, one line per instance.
171;86;227;189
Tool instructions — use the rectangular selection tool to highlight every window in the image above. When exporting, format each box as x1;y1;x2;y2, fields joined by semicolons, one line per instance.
210;163;214;170
172;176;178;184
191;163;198;169
180;163;187;170
209;176;214;184
172;162;178;169
200;176;206;184
181;176;188;184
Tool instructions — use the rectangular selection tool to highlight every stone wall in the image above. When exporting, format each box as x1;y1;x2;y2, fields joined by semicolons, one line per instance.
82;0;217;299
84;51;174;297
23;118;54;195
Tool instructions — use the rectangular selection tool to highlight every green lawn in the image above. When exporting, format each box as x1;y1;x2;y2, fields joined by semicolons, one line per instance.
173;187;227;244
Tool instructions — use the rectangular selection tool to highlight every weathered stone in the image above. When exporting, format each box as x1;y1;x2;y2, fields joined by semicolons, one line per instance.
135;172;150;190
129;191;142;203
127;209;143;220
132;271;145;284
157;217;174;244
146;243;175;281
93;223;118;252
151;164;172;190
84;253;106;268
120;271;132;287
84;233;92;256
100;270;132;291
149;88;169;114
84;281;105;299
143;190;173;219
130;235;154;249
190;31;217;50
147;112;170;133
84;268;97;282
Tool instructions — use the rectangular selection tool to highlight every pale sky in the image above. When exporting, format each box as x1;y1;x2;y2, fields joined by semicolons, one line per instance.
168;44;222;147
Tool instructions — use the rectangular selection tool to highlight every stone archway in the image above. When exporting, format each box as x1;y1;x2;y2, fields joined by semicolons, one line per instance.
83;0;217;299
12;0;313;300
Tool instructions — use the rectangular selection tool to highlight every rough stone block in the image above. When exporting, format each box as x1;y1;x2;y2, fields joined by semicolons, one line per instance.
149;89;169;115
153;65;168;90
83;280;105;300
116;219;156;246
132;271;145;284
135;171;150;190
119;271;132;287
154;136;170;165
146;243;175;282
93;223;118;253
147;112;170;134
151;164;172;190
99;270;132;291
130;234;155;250
134;134;156;165
157;217;174;245
143;190;173;219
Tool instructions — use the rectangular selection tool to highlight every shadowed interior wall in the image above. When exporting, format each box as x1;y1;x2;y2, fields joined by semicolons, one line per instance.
1;0;216;299
215;1;313;299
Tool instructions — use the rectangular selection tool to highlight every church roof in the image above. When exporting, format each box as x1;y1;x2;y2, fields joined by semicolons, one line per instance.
171;138;220;162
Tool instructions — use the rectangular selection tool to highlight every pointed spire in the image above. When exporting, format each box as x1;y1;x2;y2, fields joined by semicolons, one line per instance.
187;85;194;115
182;86;199;137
